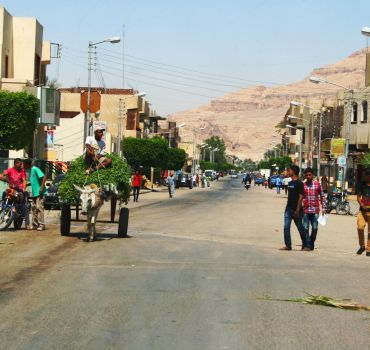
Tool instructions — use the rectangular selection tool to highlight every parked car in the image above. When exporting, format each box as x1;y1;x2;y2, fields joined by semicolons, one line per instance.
44;174;65;210
254;177;265;186
269;175;281;188
176;173;193;189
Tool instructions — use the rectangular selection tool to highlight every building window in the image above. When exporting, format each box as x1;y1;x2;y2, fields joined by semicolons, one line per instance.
4;55;9;78
34;54;41;85
352;102;358;123
361;101;368;123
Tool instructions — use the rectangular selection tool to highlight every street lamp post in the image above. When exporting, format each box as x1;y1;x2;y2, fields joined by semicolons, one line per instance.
85;36;121;144
309;76;353;188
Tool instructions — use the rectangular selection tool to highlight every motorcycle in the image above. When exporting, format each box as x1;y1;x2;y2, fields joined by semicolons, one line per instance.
0;185;28;230
326;191;350;215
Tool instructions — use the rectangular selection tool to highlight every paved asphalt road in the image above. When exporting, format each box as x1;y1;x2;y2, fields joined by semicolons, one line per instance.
0;178;369;350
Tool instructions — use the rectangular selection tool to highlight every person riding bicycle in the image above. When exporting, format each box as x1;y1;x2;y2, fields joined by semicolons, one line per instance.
0;158;31;230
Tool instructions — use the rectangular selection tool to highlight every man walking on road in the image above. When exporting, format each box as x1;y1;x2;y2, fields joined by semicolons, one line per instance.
303;168;326;250
132;170;142;202
276;175;282;194
166;172;175;198
280;165;310;251
356;169;370;256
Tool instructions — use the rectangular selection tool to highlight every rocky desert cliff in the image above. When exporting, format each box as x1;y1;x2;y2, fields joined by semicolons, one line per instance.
172;49;366;160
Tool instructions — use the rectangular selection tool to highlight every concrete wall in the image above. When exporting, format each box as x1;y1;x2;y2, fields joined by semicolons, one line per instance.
345;87;370;148
0;7;13;79
54;113;85;161
0;7;48;91
60;91;149;138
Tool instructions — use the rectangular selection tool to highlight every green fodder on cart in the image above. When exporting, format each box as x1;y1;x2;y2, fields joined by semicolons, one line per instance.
58;154;131;204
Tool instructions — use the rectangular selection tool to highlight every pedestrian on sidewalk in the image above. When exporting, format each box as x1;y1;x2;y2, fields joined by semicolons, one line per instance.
356;169;370;256
166;172;175;198
132;170;142;202
303;168;326;250
321;175;329;194
196;174;200;187
276;175;282;194
280;165;311;251
282;175;291;195
23;159;47;231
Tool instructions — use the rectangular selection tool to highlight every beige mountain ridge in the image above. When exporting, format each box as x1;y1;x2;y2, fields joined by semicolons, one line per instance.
173;49;366;161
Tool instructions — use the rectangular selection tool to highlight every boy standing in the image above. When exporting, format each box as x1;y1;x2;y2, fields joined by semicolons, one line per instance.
280;165;311;251
303;168;326;250
24;160;47;231
356;169;370;256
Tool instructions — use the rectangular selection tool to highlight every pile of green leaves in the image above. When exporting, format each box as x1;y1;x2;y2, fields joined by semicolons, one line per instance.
58;154;131;204
359;152;370;168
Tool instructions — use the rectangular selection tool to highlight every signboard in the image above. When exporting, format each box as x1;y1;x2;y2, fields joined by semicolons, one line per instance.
81;90;101;113
45;130;55;150
38;87;60;126
337;155;346;167
331;138;345;158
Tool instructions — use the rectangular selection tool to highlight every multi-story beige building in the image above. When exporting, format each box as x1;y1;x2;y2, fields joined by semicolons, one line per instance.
0;6;52;162
55;88;150;161
0;6;50;91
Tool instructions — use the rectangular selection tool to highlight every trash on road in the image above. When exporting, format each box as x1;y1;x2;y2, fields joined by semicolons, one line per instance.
259;293;370;311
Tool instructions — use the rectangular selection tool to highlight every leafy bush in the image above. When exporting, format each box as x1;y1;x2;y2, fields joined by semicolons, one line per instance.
123;136;169;176
0;91;38;150
168;148;186;170
58;154;131;204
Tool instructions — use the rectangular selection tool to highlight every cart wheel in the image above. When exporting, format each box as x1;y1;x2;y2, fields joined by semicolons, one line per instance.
118;207;129;238
60;204;71;236
110;195;117;222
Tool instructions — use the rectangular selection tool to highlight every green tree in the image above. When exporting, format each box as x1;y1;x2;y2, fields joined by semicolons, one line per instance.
123;136;169;175
204;136;226;165
199;161;217;171
168;148;186;170
0;91;38;150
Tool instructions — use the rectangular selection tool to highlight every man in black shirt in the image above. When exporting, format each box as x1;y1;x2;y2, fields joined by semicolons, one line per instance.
280;165;311;251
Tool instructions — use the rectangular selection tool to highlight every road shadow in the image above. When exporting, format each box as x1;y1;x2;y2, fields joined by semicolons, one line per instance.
67;231;133;242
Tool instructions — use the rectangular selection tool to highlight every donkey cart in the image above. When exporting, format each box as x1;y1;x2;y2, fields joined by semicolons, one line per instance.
60;194;130;240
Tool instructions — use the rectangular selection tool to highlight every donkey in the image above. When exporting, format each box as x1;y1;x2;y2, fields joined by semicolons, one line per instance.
74;184;104;241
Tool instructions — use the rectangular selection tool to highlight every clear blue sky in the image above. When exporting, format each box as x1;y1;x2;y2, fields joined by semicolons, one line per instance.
2;0;370;115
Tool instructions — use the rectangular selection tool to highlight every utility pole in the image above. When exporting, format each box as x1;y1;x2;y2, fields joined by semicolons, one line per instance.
317;113;323;178
84;41;94;143
342;91;353;190
117;98;125;156
299;129;303;172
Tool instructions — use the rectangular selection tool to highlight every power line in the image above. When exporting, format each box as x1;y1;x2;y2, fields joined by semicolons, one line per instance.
64;49;248;89
99;47;283;85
